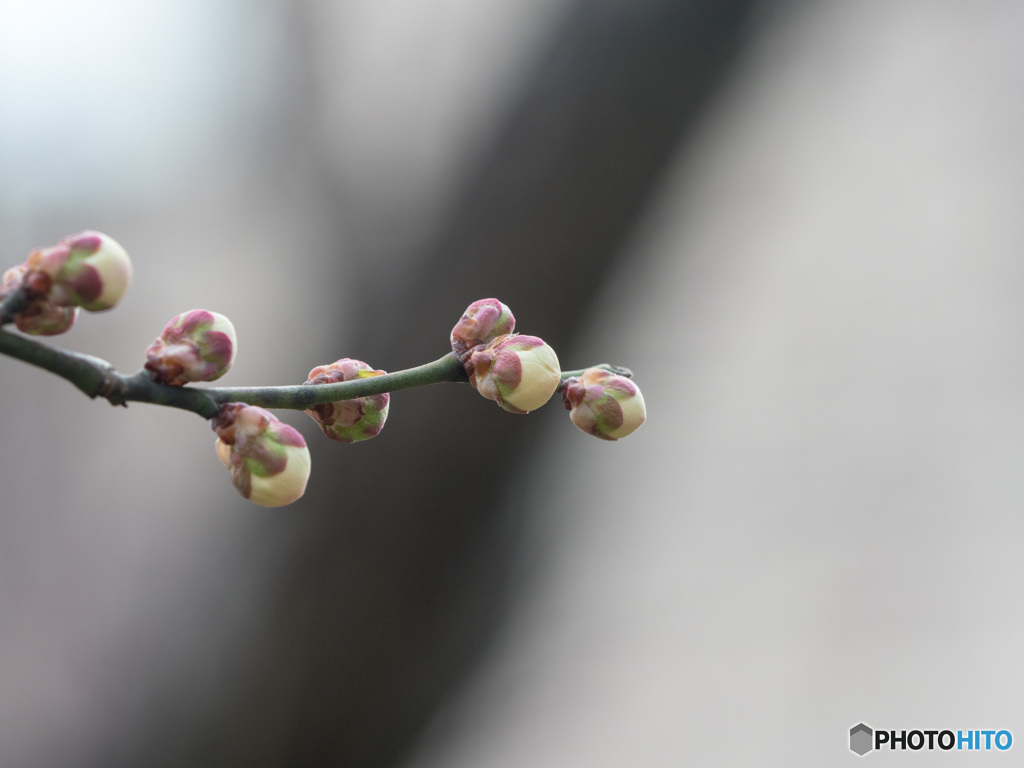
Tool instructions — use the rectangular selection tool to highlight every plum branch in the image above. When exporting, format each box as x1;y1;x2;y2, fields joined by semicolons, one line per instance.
1;231;646;506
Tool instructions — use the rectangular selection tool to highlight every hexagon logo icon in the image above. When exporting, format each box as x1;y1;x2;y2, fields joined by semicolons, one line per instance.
850;723;873;756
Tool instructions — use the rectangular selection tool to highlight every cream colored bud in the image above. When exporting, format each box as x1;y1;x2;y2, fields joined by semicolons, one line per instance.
213;403;312;507
35;231;133;311
146;309;238;385
561;368;646;440
248;442;312;508
468;334;561;414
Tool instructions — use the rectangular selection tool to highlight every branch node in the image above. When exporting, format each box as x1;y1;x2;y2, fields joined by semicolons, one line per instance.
92;361;123;403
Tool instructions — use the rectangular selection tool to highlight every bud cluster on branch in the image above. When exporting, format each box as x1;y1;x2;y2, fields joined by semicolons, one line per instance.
0;231;646;507
0;230;132;334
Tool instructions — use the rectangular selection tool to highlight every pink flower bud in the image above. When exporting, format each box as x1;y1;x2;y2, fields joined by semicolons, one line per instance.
213;403;311;507
304;358;390;442
450;298;516;355
561;368;646;440
467;334;561;413
26;230;132;311
145;309;238;385
0;263;78;335
14;301;79;336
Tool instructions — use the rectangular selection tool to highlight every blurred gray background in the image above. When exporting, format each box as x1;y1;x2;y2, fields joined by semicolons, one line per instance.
2;0;1023;766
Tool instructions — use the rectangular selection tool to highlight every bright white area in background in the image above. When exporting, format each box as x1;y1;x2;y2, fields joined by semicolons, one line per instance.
0;0;290;207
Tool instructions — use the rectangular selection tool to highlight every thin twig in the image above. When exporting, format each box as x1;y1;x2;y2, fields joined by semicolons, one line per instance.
2;330;629;421
1;326;630;420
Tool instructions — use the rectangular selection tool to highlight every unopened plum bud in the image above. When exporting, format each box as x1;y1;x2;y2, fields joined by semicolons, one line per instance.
14;300;78;336
451;298;516;355
213;403;311;507
467;334;560;413
304;358;390;442
27;230;132;311
145;309;238;385
0;263;78;335
561;368;646;441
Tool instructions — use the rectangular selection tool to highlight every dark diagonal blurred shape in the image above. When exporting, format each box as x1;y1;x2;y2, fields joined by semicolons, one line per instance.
168;1;767;766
